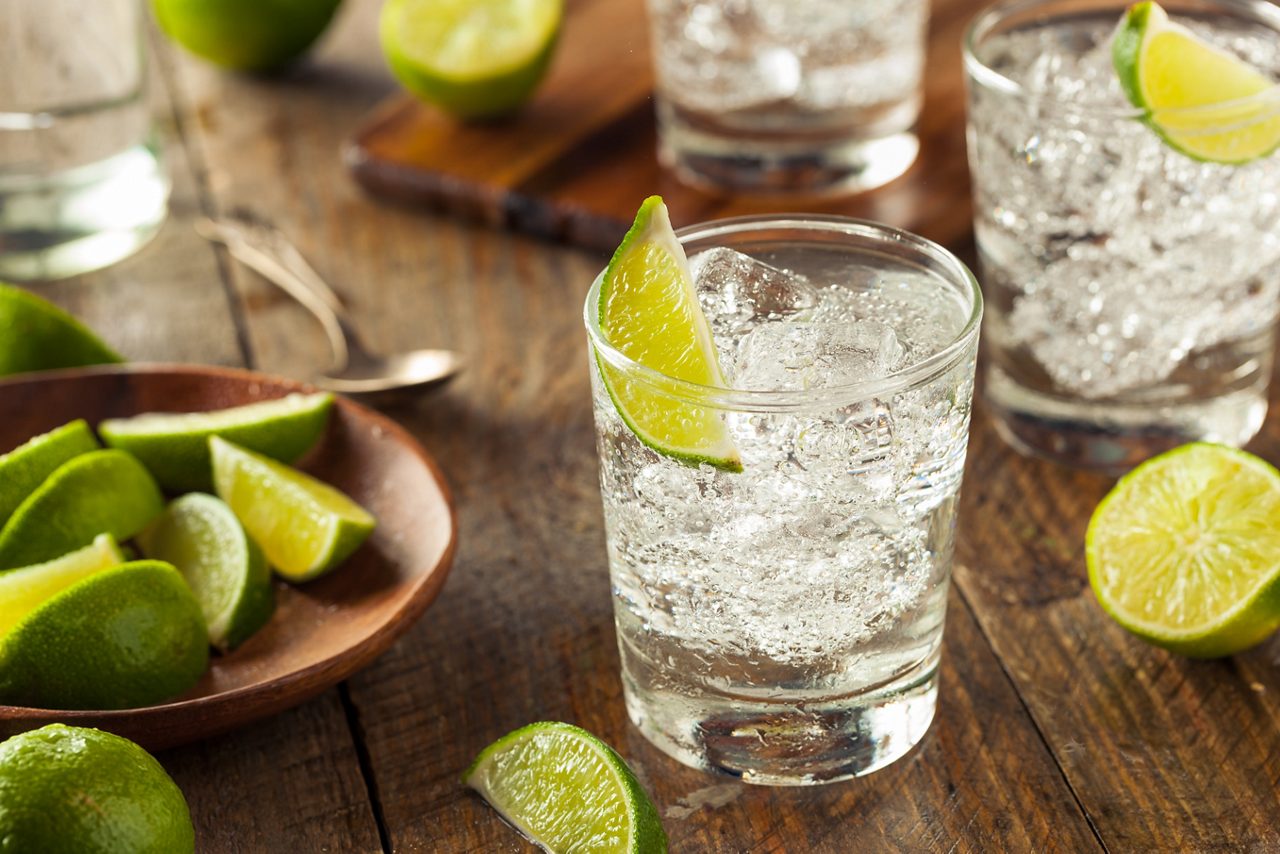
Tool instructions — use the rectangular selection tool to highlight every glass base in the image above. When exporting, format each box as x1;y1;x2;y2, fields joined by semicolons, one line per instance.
623;652;939;786
658;125;919;196
985;369;1270;472
0;143;169;282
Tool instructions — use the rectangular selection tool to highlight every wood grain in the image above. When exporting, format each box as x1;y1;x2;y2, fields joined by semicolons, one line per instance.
346;0;978;253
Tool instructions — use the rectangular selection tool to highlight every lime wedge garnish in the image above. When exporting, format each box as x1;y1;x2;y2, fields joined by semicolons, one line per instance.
0;420;99;529
0;561;209;710
464;721;668;854
596;196;741;472
210;437;376;582
99;392;334;493
0;535;125;641
0;450;164;571
1087;443;1280;658
0;283;122;378
1113;1;1280;163
380;0;562;118
139;494;275;651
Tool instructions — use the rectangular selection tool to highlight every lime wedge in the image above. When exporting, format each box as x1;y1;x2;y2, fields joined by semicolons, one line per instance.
0;535;125;641
210;437;376;582
1087;443;1280;658
464;722;668;854
1113;1;1280;163
0;450;164;571
0;560;209;710
596;196;741;472
139;494;275;652
0;420;99;529
0;284;123;378
99;392;334;493
380;0;562;118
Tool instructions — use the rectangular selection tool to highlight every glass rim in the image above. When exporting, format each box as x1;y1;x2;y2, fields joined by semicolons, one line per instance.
962;0;1280;124
583;214;983;412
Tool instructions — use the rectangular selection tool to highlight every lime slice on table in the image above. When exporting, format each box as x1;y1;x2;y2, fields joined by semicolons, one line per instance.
0;450;164;571
210;437;376;582
0;724;195;854
1087;443;1280;658
1113;1;1280;163
0;419;99;529
464;721;668;854
0;561;209;710
0;535;125;641
596;196;741;472
139;494;274;652
380;0;562;119
0;283;122;378
99;392;334;493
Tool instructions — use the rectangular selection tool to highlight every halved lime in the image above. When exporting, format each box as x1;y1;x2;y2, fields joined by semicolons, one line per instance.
0;450;164;571
1086;443;1280;658
210;437;375;582
139;494;274;652
1113;1;1280;163
0;535;125;641
99;392;334;492
380;0;562;119
464;721;668;854
596;196;741;472
0;420;99;529
0;283;122;377
151;0;342;71
0;561;209;710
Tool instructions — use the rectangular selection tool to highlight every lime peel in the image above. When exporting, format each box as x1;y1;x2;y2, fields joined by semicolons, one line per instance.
596;196;742;472
1086;443;1280;658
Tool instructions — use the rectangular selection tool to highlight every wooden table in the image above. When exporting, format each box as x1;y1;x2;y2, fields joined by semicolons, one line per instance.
31;0;1280;850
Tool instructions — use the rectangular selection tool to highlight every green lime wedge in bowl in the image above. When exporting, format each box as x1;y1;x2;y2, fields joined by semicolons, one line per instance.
1087;443;1280;658
0;419;99;529
0;560;209;710
0;283;122;378
465;721;668;854
99;392;334;492
380;0;562;119
0;535;125;640
0;449;164;571
211;436;376;582
139;494;274;652
594;196;741;472
1113;1;1280;163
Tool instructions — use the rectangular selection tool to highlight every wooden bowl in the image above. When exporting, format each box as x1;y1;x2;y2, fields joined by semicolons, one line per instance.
0;364;456;750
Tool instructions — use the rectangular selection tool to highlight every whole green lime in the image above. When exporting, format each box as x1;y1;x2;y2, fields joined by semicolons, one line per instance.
150;0;344;71
0;724;195;854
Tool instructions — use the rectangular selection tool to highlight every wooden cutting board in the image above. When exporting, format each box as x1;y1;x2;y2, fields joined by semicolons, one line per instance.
345;0;978;254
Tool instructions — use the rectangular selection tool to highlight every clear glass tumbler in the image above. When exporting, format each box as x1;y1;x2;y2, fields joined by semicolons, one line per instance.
0;0;169;281
585;216;982;784
645;0;929;195
964;0;1280;470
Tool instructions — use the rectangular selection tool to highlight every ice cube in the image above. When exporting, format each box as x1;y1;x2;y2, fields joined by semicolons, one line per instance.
692;247;818;326
732;320;906;392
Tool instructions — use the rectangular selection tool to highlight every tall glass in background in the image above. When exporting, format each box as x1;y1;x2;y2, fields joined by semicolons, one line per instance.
646;0;929;194
586;216;982;784
964;0;1280;470
0;0;169;281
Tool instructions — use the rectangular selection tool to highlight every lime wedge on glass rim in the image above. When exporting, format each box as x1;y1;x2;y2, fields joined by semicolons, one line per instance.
379;0;562;119
1113;1;1280;163
1086;443;1280;658
594;196;742;472
464;721;668;854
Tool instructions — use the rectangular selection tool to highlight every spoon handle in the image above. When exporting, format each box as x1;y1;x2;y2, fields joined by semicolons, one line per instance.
197;218;351;371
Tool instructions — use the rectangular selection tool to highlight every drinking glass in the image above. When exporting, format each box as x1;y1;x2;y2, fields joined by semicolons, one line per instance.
964;0;1280;470
645;0;929;194
0;0;169;281
584;216;982;784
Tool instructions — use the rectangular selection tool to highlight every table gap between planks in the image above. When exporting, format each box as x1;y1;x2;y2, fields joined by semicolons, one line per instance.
22;0;1280;850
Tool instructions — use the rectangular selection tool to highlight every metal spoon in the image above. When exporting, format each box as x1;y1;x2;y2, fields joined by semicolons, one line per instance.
198;217;462;400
